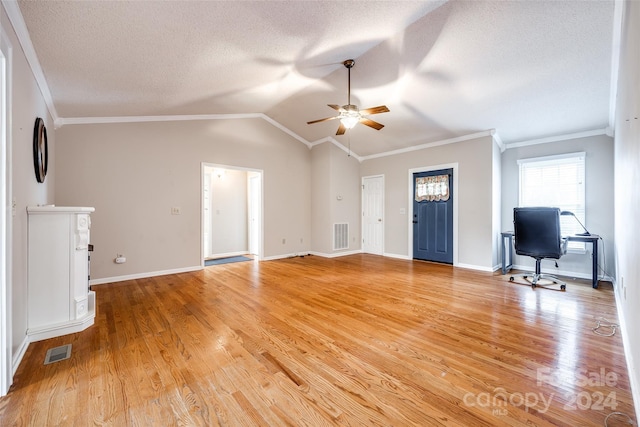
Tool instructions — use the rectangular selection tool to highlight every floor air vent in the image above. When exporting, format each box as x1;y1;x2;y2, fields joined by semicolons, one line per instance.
44;344;72;365
333;223;349;250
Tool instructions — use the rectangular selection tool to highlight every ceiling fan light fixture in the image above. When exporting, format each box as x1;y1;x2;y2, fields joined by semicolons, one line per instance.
306;59;389;134
340;109;360;129
340;116;360;129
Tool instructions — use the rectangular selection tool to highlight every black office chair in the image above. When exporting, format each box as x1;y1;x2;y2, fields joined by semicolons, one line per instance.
509;207;568;290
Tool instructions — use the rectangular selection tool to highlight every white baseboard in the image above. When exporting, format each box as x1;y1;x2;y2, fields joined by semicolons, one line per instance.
614;279;640;423
300;250;362;259
261;250;370;261
90;265;203;286
454;262;494;272
384;253;492;271
383;252;411;260
12;336;29;376
27;311;95;343
261;252;309;261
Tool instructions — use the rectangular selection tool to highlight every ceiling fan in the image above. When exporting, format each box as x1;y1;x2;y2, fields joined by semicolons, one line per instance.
307;59;389;135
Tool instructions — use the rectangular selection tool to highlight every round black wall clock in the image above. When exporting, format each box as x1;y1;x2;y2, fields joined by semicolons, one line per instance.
33;117;48;183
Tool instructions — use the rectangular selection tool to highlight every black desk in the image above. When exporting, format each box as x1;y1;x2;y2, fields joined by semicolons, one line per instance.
500;232;600;288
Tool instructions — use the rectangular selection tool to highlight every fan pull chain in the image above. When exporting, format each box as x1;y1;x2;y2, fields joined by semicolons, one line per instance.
592;317;619;337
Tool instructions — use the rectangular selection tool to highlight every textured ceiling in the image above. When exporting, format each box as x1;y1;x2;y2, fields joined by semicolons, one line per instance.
15;0;615;157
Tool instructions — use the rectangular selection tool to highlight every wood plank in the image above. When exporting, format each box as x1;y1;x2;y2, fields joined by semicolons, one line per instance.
0;254;635;426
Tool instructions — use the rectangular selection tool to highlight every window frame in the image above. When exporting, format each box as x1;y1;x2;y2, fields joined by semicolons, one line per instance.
517;152;586;252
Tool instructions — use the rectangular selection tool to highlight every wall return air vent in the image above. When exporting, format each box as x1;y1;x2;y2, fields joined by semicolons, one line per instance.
333;223;349;250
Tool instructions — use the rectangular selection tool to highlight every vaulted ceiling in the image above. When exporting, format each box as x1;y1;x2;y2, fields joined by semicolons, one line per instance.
11;0;617;157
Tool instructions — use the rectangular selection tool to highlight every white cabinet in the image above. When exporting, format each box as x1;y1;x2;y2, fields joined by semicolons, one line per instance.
27;206;96;341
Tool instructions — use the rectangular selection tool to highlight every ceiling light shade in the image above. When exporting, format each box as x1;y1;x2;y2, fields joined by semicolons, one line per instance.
339;104;360;129
340;114;360;129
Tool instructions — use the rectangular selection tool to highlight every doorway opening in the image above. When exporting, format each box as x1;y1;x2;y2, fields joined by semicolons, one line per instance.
201;164;263;265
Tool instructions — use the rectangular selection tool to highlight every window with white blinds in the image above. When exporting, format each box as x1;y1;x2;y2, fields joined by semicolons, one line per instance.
518;152;586;250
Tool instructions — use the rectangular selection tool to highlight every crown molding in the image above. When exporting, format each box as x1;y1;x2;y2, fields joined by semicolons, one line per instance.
62;112;365;161
56;113;263;127
491;130;506;152
608;0;624;131
360;130;496;161
58;113;313;148
309;137;365;162
504;128;610;150
259;115;312;148
2;0;58;122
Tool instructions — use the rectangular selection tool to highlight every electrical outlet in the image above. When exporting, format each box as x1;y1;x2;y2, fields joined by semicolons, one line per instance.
171;207;181;215
282;238;286;244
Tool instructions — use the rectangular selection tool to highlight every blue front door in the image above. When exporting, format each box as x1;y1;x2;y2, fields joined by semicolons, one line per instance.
413;169;453;264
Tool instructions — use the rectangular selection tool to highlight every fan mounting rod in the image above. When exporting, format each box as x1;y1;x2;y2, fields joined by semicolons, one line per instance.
344;59;355;105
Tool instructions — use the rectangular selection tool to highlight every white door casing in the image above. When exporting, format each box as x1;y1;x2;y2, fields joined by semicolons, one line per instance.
248;173;260;256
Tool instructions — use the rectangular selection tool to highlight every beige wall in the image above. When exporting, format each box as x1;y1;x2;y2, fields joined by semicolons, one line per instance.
329;144;362;254
2;6;56;362
501;134;614;279
614;0;640;415
310;143;332;253
55;118;311;281
360;135;499;270
310;142;362;255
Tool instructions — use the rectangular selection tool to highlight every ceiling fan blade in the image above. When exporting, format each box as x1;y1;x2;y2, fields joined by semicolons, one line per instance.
327;104;344;111
359;118;385;130
336;122;347;135
307;116;339;125
359;105;390;116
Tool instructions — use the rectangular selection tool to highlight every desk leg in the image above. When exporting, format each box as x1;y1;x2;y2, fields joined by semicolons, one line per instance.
501;233;513;275
591;239;598;289
501;236;506;274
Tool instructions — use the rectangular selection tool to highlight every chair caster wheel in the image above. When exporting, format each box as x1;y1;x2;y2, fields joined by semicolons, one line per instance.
531;283;536;288
561;284;566;290
509;277;514;282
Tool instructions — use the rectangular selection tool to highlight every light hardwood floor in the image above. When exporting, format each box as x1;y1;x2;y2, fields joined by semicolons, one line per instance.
0;254;635;426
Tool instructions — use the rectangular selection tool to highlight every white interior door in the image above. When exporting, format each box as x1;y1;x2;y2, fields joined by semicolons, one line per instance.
362;175;384;255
